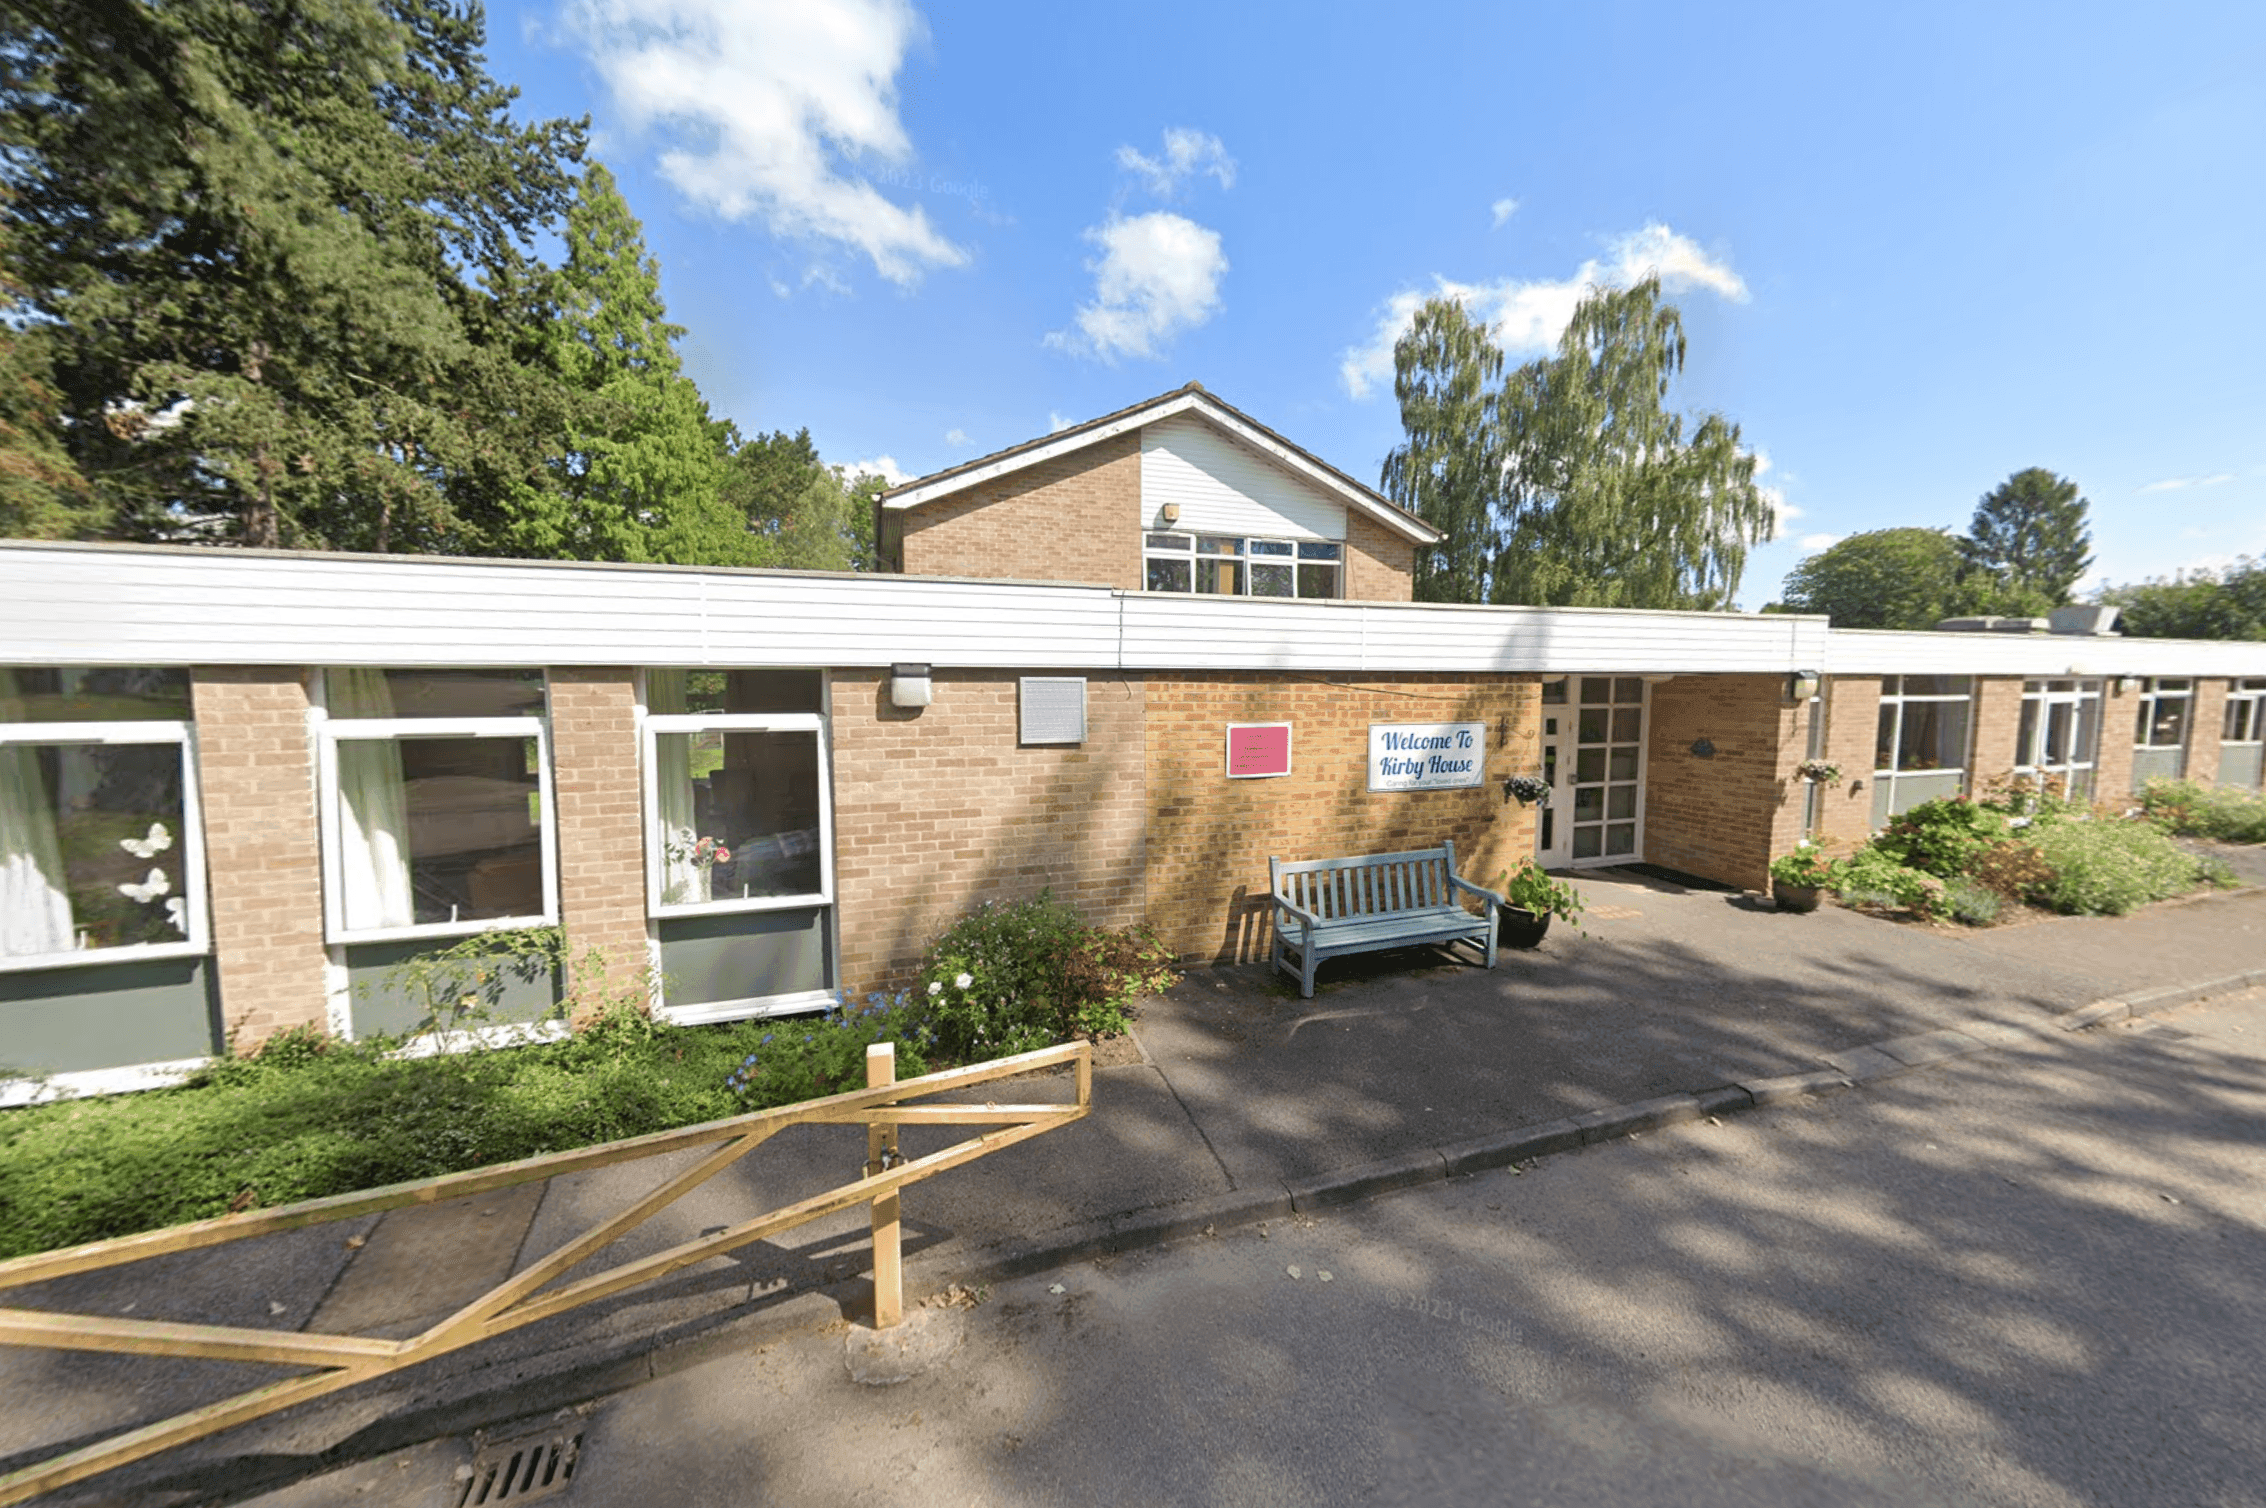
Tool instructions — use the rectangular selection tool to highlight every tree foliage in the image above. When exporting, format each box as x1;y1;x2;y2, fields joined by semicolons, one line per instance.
1959;467;2092;611
1381;278;1774;609
2;0;587;550
720;428;883;572
2097;557;2266;641
1771;527;1975;629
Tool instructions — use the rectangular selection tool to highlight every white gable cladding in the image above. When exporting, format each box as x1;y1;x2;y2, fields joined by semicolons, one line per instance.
1138;414;1346;540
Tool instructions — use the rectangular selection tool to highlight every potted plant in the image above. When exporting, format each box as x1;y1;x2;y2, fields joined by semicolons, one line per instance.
1494;860;1584;947
1503;773;1551;806
1768;844;1835;912
1795;759;1843;787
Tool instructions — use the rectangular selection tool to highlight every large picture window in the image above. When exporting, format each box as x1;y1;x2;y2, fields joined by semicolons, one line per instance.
317;670;556;943
642;670;831;916
2015;679;2102;801
2223;679;2266;791
1;668;207;971
1143;532;1341;598
1872;675;1972;826
2131;678;2190;792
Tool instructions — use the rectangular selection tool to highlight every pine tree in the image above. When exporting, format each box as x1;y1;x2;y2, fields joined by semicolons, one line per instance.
1959;468;2092;611
514;162;753;565
1;0;584;549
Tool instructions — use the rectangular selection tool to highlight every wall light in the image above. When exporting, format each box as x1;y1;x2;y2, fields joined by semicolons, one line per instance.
1786;670;1821;703
1160;502;1181;524
890;663;933;709
2115;676;2142;695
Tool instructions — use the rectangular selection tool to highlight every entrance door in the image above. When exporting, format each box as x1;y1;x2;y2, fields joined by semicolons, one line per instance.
1535;676;1648;868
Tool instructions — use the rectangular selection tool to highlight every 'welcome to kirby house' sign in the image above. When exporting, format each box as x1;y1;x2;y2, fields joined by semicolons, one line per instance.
1368;722;1486;793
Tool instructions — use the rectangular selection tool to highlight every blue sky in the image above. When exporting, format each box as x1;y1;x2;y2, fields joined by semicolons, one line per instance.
494;0;2266;606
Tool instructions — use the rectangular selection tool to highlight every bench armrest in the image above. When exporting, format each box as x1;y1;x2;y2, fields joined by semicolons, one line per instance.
1449;875;1503;909
1272;893;1323;929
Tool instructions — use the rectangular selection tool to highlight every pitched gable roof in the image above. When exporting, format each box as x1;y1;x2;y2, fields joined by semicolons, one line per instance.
879;382;1443;546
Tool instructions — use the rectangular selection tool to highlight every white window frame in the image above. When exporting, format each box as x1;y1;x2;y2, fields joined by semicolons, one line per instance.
2014;678;2103;798
640;712;835;919
315;711;560;946
1873;675;1973;822
0;719;210;974
2134;677;2192;750
2221;679;2265;746
1141;530;1344;599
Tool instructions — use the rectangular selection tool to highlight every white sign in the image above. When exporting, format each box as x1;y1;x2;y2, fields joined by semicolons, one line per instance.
1368;722;1486;792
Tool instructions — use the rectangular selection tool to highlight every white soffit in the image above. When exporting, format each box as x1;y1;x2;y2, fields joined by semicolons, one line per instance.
882;392;1443;547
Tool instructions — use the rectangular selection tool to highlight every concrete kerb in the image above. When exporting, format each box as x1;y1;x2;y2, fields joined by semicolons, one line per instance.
40;966;2264;1506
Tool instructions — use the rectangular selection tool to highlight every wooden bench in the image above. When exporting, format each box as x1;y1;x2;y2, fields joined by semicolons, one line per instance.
1268;841;1504;999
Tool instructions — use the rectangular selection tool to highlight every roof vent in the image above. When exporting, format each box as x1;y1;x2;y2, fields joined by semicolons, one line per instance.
1935;616;2050;634
2047;604;2121;636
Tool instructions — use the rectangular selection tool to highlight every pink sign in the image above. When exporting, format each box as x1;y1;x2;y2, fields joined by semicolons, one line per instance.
1226;722;1292;778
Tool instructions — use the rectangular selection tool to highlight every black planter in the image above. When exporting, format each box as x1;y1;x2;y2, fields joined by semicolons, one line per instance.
1773;881;1822;914
1500;906;1552;948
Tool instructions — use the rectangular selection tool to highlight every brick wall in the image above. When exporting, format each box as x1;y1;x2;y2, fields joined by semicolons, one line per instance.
547;670;652;1004
1641;674;1802;892
191;668;328;1046
2188;679;2229;786
1969;677;2026;796
1143;674;1537;963
1344;511;1417;602
1815;676;1882;852
2097;680;2138;800
829;668;1150;986
899;435;1142;587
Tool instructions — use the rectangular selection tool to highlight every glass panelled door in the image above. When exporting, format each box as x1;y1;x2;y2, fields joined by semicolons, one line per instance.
1571;677;1646;863
1536;680;1572;867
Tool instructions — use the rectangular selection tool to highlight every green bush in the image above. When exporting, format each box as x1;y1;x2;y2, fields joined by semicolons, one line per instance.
2139;779;2266;844
723;992;932;1108
2026;817;2209;916
1970;839;2058;905
1873;797;2007;877
1942;875;2004;926
917;893;1175;1059
1830;846;1948;919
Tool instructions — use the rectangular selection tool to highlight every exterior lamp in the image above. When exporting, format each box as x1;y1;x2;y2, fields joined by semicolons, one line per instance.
1786;670;1821;703
890;663;933;709
1160;502;1181;524
2115;676;2142;695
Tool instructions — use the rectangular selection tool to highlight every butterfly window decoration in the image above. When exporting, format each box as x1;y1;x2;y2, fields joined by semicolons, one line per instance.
117;868;170;905
119;822;173;860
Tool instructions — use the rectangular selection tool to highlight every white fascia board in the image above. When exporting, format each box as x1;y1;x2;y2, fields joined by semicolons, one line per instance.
1822;629;2266;679
882;394;1444;547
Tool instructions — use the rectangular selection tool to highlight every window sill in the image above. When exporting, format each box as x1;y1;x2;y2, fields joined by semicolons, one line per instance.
327;914;558;948
650;893;831;921
0;940;208;976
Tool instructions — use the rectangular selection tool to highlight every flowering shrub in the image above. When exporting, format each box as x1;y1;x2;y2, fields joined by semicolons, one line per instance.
721;991;933;1108
1970;839;2058;905
2027;818;2210;916
2139;779;2266;844
1873;797;2007;878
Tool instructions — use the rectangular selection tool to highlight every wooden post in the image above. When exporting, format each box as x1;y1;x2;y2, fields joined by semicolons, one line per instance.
865;1043;902;1329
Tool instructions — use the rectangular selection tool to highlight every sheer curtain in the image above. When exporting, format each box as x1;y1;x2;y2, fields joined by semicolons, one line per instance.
330;669;415;929
0;672;73;956
647;670;704;904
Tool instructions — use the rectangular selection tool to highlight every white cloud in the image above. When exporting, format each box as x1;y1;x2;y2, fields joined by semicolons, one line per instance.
566;0;967;285
1048;411;1074;434
1339;223;1750;399
1116;128;1236;197
1752;450;1796;534
944;427;971;446
1798;533;1844;554
1048;212;1228;362
846;454;913;486
1490;197;1519;228
2138;472;2236;493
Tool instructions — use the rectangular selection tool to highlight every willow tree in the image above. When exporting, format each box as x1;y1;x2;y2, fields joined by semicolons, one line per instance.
1379;298;1503;602
1382;278;1773;609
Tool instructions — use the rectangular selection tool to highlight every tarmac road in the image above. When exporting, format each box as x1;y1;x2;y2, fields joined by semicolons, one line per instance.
258;987;2266;1508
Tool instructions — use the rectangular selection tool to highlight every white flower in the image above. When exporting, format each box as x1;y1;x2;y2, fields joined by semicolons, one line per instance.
927;980;943;996
954;972;973;990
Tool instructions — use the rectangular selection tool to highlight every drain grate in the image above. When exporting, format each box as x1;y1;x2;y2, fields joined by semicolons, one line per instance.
458;1426;582;1506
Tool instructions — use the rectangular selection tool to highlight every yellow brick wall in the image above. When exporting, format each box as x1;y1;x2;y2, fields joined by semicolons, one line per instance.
1969;677;2027;798
190;668;329;1046
2189;679;2229;786
1816;676;1883;852
829;668;1151;987
1344;510;1417;601
1641;674;1803;892
899;435;1143;587
546;670;652;1003
1142;674;1537;963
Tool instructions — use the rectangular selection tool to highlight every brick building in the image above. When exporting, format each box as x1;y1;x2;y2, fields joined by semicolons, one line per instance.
5;386;2265;1095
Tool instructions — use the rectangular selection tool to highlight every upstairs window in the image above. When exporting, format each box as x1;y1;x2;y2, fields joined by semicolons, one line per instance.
1143;532;1340;598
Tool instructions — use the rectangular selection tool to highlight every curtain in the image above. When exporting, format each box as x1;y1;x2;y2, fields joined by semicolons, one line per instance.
648;671;704;905
331;669;415;929
0;673;73;956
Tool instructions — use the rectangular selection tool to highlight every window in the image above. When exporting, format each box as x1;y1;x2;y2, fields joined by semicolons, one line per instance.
2219;679;2266;791
1143;532;1341;599
2014;678;2102;801
2130;677;2191;792
643;670;830;915
317;669;555;943
1;668;206;971
1872;675;1972;825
